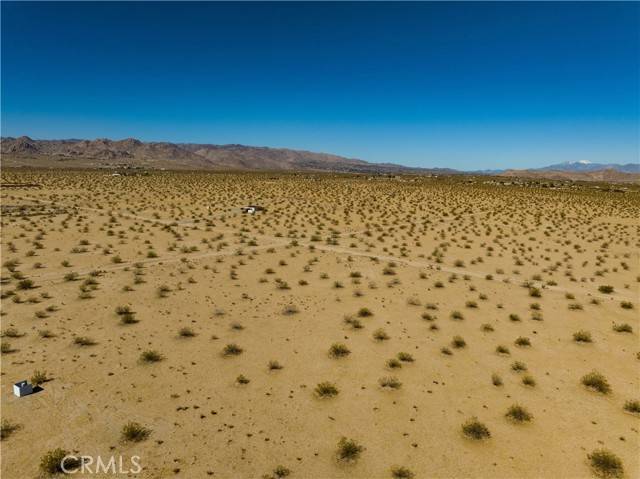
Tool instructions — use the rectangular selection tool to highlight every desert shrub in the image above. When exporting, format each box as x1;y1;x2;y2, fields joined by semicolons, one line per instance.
115;305;132;315
357;307;373;317
271;465;291;478
344;316;363;329
16;279;34;290
623;400;640;414
373;328;389;341
509;313;521;322
397;352;414;362
612;323;632;333
450;311;464;320
157;284;171;298
120;312;138;324
40;448;80;474
496;345;510;355
407;297;421;306
336;437;364;462
391;466;415;479
315;382;339;398
441;347;452;355
223;343;243;356
64;272;79;281
511;361;527;372
529;287;541;298
178;327;196;337
620;301;633;310
505;404;533;423
491;373;503;386
598;285;614;294
282;305;299;315
121;422;151;442
1;419;20;440
236;374;250;384
530;311;543;321
573;330;592;343
582;371;611;394
522;375;536;387
515;336;531;347
461;418;490;440
268;360;283;370
1;328;22;338
588;449;624;478
31;370;47;386
329;343;350;358
451;336;466;348
387;358;402;369
140;350;164;363
379;376;402;389
481;323;494;332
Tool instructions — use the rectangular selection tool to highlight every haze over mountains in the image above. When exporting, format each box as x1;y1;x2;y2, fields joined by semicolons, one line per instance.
1;136;637;182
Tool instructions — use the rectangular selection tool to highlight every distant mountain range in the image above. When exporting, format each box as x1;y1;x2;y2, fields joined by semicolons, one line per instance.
0;136;456;175
498;168;638;183
534;161;639;173
496;161;639;183
1;136;637;182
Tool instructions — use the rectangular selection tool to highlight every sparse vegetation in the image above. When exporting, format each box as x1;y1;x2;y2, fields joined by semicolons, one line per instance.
588;449;624;478
315;382;339;398
623;400;640;414
40;448;80;474
461;418;491;440
329;343;350;358
573;330;592;343
581;371;611;394
140;350;164;363
336;437;364;462
121;421;152;442
223;343;243;356
505;404;533;423
2;165;637;479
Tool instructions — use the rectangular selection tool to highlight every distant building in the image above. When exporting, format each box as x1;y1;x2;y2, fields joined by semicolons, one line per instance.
241;205;266;214
13;380;33;397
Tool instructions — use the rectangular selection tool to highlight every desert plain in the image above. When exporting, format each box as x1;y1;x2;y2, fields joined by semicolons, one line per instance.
1;169;638;478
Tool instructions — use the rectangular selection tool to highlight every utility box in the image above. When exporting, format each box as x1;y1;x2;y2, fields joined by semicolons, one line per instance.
13;380;33;397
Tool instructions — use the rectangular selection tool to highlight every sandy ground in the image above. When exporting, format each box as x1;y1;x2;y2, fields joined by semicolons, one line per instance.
1;170;638;478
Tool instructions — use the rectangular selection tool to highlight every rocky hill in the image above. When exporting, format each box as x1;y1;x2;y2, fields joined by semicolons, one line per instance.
0;136;455;175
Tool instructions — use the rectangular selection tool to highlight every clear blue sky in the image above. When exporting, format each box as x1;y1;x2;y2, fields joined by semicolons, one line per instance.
2;2;638;169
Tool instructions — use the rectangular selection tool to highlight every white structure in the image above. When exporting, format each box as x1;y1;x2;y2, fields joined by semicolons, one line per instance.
241;205;265;214
13;380;33;397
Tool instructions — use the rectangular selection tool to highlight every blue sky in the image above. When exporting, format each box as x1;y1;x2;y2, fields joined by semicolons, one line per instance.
2;2;638;169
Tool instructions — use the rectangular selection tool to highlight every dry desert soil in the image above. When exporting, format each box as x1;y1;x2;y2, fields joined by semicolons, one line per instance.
1;170;638;479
